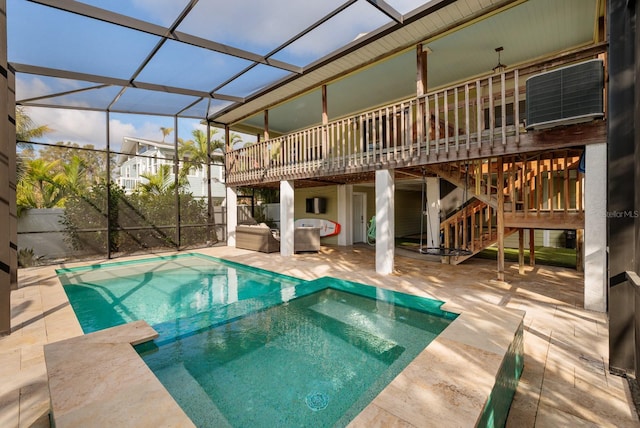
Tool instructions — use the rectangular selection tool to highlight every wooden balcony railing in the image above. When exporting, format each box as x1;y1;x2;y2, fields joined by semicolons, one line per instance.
226;47;604;187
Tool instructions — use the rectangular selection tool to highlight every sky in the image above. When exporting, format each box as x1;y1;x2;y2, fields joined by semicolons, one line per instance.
24;106;253;153
8;0;430;150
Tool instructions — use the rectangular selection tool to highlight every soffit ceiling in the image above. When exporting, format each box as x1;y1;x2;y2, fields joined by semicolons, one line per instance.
9;0;601;135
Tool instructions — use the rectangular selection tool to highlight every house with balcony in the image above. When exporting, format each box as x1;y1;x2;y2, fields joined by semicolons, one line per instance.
116;136;226;202
5;0;640;393
217;0;607;312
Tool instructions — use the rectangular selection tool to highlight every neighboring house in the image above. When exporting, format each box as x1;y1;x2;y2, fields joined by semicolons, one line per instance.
115;136;226;203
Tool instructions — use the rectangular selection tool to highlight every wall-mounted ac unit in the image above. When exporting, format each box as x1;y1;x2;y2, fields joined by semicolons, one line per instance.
525;59;604;130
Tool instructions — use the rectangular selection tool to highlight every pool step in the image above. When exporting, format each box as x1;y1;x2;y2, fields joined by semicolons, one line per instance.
155;363;232;428
44;321;195;427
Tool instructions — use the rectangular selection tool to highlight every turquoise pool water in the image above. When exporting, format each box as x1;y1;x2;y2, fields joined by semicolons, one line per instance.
58;254;457;427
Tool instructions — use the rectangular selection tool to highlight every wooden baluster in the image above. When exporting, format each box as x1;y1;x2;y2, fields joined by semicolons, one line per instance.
410;101;418;159
435;93;440;154
514;70;520;143
549;154;554;217
537;156;542;217
465;84;470;150
564;151;570;214
470;206;476;252
444;89;449;153
501;72;506;145
417;98;423;157
489;77;494;145
426;95;431;155
476;80;482;147
454;87;459;151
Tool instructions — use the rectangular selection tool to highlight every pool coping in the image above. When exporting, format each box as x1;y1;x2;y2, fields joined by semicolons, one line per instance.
348;302;525;427
44;252;525;427
44;320;196;428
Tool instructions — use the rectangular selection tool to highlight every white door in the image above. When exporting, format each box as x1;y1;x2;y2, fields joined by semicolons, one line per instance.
352;193;366;243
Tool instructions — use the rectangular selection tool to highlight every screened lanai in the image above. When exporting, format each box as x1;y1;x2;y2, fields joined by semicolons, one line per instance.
9;0;469;264
7;0;601;262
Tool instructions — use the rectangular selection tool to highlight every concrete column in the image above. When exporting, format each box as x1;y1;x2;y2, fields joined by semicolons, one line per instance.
337;184;353;246
585;143;607;312
426;177;440;247
280;180;294;256
497;158;505;282
375;169;395;274
226;186;238;247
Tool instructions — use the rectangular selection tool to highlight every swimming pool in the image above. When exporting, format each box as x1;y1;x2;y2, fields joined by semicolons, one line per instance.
58;254;458;427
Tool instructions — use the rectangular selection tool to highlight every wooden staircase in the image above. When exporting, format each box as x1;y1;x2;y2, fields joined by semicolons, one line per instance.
439;198;517;265
432;151;584;264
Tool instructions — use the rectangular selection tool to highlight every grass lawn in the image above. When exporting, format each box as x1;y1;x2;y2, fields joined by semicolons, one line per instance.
476;246;577;269
395;237;577;269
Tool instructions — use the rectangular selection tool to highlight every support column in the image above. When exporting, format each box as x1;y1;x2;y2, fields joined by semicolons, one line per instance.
0;0;15;334
417;44;428;96
263;110;269;141
322;85;328;125
337;184;353;246
529;228;536;266
497;158;505;281
375;169;395;274
426;177;440;247
518;229;525;275
226;186;238;247
585;143;607;312
280;180;294;257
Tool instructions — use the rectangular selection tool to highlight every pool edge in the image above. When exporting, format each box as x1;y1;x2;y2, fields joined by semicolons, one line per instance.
49;252;525;428
347;304;525;427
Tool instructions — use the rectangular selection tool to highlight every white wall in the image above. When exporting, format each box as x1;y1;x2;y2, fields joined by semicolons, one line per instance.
584;143;607;312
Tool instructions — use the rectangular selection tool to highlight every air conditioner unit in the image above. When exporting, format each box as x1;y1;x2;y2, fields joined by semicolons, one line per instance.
525;59;604;130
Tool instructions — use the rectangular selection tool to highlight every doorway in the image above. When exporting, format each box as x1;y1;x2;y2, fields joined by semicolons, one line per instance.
352;192;367;243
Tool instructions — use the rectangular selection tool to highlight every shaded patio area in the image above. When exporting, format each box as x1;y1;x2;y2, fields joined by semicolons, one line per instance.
1;245;637;427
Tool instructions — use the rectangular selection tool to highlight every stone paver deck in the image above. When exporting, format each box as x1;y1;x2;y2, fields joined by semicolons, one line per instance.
1;245;638;427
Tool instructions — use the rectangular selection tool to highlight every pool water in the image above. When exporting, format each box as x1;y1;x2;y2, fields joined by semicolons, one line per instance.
58;254;457;427
58;254;305;335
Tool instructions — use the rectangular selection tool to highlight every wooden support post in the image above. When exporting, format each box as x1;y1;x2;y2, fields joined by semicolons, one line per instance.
443;225;450;264
529;228;535;266
263;110;269;141
576;229;584;272
417;44;428;96
497;157;505;281
518;228;525;275
322;85;328;125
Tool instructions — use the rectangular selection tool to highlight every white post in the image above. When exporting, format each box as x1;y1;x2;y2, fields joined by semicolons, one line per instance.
376;169;395;274
584;143;607;312
226;186;238;247
337;184;353;246
280;180;295;256
426;177;441;247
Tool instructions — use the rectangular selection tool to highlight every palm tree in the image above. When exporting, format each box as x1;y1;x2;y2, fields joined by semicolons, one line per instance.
17;158;65;213
57;155;87;197
138;164;188;195
15;106;52;183
160;127;174;143
178;128;222;175
16;106;52;144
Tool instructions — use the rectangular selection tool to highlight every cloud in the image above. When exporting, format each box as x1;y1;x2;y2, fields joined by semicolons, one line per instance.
27;106;107;147
176;0;353;53
24;107;176;151
131;0;188;26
